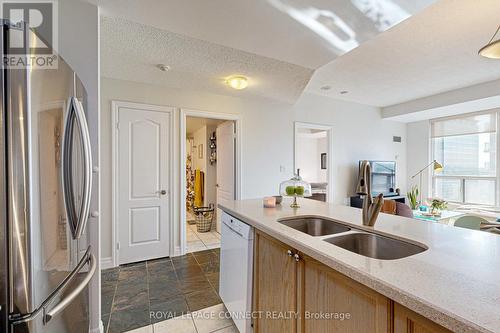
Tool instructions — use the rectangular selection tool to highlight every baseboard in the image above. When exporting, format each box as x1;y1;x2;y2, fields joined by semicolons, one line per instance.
101;256;114;269
172;245;183;257
90;321;103;333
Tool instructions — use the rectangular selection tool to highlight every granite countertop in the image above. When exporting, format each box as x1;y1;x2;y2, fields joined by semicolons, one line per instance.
219;198;500;333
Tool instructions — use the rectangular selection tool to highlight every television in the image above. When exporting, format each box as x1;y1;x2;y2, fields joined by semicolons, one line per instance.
359;160;397;197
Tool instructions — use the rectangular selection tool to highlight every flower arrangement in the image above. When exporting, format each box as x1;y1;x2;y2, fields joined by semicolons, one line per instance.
430;199;447;215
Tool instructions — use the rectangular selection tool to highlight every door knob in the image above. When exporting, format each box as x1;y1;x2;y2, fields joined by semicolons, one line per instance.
160;190;167;195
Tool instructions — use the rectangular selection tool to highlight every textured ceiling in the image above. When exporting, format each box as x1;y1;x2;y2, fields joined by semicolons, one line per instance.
100;16;313;104
308;0;500;107
91;0;433;69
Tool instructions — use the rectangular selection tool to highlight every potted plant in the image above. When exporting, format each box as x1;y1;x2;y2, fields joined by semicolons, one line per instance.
407;185;419;210
430;199;447;216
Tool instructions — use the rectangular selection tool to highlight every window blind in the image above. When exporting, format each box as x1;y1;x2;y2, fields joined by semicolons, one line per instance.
431;112;497;138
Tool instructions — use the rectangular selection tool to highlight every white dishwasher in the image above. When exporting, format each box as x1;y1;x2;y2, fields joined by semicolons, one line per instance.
220;211;254;333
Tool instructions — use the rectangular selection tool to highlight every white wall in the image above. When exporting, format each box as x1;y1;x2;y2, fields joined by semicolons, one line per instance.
58;1;100;332
100;77;407;261
293;93;407;205
407;120;431;199
318;137;327;182
192;126;207;174
296;134;327;183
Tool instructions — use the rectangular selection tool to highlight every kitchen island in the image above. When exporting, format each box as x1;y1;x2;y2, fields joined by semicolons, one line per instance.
219;198;500;333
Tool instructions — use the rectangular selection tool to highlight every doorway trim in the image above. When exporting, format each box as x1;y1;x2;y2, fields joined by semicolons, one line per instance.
293;121;334;203
111;100;175;267
180;109;242;255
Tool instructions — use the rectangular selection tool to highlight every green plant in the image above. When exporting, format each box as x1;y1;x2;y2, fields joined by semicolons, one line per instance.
431;199;447;213
407;185;419;210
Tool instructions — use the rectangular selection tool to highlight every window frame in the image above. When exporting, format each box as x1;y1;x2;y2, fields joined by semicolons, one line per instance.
430;110;500;207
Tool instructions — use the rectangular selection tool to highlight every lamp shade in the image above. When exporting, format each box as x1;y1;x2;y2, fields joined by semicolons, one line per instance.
433;161;443;173
479;26;500;59
479;40;500;59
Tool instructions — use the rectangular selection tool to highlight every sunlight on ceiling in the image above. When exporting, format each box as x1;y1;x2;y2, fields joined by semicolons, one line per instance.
268;0;410;55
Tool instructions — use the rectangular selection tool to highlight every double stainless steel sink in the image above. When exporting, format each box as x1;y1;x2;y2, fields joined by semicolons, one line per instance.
278;217;427;260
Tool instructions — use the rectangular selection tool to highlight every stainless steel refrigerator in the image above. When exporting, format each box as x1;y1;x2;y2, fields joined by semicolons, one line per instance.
0;21;96;333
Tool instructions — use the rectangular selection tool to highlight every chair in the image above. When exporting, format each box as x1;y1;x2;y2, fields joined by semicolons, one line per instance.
453;216;487;230
381;199;397;215
395;202;414;218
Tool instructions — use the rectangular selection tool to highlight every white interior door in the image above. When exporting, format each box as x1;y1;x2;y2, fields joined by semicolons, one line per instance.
216;121;235;232
117;106;171;265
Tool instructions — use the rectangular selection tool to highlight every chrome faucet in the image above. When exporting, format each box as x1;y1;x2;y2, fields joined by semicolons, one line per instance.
356;160;384;227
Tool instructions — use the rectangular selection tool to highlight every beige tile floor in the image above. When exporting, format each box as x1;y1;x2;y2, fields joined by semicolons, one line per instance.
186;212;221;253
123;303;237;333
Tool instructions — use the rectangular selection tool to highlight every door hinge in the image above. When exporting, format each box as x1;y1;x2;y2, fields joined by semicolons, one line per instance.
116;122;120;130
116;242;120;250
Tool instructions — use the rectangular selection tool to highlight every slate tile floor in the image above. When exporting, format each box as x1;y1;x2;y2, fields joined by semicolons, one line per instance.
102;248;222;333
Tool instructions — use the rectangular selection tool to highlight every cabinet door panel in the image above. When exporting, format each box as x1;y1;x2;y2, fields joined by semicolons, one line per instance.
253;231;297;333
394;303;452;333
302;257;389;333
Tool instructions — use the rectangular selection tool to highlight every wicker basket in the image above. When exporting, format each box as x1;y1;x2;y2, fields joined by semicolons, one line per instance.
194;204;215;233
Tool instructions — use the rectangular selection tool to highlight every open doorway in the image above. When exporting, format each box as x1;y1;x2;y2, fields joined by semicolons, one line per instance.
181;111;240;254
294;122;334;202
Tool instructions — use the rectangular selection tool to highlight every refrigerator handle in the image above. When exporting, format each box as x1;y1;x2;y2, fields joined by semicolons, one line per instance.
10;247;96;326
43;249;96;324
61;97;93;240
73;98;93;239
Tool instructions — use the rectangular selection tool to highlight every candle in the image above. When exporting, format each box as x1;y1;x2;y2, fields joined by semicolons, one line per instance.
263;196;276;208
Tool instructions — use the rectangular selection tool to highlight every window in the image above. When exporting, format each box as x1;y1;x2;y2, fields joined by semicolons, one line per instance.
431;111;498;205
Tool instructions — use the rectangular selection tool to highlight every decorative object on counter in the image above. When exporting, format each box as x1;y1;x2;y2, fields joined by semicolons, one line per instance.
411;160;443;202
395;188;400;195
478;25;500;59
193;204;215;232
263;196;277;208
320;153;327;169
279;169;312;208
430;199;447;216
406;185;420;210
356;160;384;227
209;131;217;165
273;195;283;205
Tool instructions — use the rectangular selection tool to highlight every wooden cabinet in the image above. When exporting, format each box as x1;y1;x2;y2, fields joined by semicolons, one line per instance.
253;230;299;333
301;255;389;333
253;230;451;333
253;230;389;333
394;302;451;333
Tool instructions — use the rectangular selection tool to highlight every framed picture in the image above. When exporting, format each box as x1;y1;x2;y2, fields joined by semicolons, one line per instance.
198;144;204;159
321;153;327;169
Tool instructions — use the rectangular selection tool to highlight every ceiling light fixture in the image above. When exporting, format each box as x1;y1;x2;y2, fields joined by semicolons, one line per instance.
479;25;500;59
157;64;171;72
340;90;348;94
226;75;248;90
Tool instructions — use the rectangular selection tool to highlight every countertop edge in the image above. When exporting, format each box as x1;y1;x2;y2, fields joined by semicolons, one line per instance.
219;205;492;333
